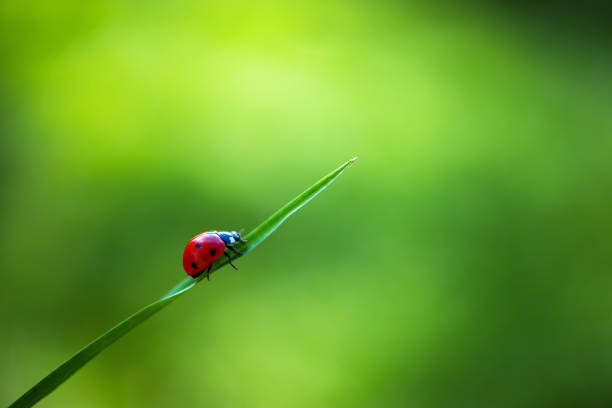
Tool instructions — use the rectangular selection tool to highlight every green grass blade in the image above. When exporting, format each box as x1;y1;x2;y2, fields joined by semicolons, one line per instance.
9;157;358;408
241;156;359;252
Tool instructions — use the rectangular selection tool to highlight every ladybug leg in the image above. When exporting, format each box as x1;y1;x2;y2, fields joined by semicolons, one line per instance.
205;264;212;280
224;252;238;270
227;245;242;256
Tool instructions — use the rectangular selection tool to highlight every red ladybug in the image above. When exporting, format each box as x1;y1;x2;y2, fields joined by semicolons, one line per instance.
183;230;245;279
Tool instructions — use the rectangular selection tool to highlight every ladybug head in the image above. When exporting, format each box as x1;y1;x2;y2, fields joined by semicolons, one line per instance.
217;230;246;246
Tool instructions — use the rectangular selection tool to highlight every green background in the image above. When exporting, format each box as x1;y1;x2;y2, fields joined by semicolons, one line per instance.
2;1;612;407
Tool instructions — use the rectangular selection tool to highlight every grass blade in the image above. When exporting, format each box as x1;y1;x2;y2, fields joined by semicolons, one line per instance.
9;157;358;408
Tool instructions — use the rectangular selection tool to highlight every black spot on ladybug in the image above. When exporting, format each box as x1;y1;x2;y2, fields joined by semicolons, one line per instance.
191;262;198;269
195;243;202;249
209;249;216;256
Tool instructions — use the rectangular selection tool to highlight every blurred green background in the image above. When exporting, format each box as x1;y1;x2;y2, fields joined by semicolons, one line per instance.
2;1;612;407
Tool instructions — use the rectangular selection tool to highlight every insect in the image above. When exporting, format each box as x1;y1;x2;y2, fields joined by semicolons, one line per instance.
182;230;246;280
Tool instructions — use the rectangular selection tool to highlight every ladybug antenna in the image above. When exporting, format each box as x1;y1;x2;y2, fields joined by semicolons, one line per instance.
238;228;247;242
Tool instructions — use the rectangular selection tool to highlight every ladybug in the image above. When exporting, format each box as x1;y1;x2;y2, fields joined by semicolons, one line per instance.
183;230;246;280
